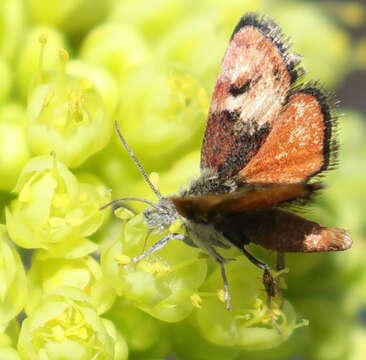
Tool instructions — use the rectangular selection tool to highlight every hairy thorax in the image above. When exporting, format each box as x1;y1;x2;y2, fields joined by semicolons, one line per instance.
180;169;241;197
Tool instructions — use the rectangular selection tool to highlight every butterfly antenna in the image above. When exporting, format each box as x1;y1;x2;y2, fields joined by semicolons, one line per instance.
100;197;160;211
114;121;162;199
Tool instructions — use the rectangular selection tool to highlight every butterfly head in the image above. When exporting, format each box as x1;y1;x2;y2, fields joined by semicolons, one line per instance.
143;197;179;232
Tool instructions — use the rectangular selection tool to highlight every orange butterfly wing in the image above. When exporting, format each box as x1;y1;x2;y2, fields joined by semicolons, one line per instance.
200;14;336;184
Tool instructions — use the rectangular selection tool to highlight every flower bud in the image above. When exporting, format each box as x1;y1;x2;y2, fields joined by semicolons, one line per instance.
0;57;12;104
156;17;224;82
0;345;21;360
80;22;150;79
26;252;115;316
26;0;109;35
0;226;27;329
0;0;25;61
0;103;29;191
101;318;129;360
109;0;187;41
0;327;21;360
105;298;163;352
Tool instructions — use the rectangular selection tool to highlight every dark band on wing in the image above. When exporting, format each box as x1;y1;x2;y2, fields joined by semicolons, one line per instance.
229;75;262;97
202;112;271;176
231;13;303;84
221;110;240;123
217;120;271;175
229;79;252;96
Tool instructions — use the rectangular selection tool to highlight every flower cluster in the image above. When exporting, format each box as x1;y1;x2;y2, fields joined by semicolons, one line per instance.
0;0;365;359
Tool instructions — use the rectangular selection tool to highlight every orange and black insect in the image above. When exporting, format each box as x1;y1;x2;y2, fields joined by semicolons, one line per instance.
103;13;351;317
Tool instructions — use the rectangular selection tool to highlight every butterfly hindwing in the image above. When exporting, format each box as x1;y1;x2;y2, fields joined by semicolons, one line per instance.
240;87;337;184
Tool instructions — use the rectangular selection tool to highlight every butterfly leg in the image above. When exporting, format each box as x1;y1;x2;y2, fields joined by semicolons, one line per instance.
213;253;233;311
241;246;276;298
203;245;232;311
131;233;186;263
276;252;285;304
219;260;232;311
241;247;272;281
276;252;285;272
241;246;281;333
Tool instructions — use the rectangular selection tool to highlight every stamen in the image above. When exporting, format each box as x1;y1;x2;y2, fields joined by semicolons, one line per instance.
190;293;203;309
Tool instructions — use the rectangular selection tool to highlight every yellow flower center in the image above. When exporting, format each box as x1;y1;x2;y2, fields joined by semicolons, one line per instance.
46;307;92;345
190;293;203;309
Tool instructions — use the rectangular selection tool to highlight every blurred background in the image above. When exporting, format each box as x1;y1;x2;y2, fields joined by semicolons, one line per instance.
1;0;366;359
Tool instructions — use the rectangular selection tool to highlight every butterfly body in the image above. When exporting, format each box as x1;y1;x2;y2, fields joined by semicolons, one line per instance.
143;170;241;253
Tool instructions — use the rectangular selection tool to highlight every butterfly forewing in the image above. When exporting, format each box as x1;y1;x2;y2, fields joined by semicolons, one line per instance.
170;183;322;220
201;14;300;177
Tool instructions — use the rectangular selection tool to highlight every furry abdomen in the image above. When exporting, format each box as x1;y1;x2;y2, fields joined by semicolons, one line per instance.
213;208;352;252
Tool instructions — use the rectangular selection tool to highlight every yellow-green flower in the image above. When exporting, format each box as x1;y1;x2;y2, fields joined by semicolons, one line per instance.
67;60;120;118
101;213;207;322
26;252;115;316
17;287;115;360
196;260;299;350
6;155;110;258
27;44;111;168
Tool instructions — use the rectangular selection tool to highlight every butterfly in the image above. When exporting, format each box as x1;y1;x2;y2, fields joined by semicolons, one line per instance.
104;13;352;320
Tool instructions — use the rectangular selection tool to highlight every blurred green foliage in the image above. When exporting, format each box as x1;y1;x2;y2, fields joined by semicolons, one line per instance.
0;0;366;359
